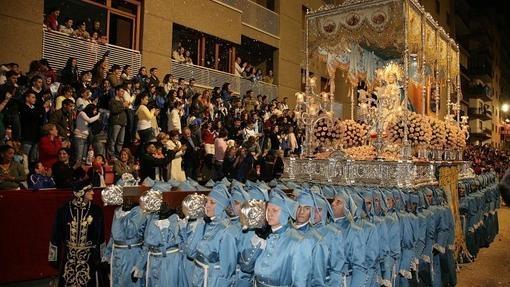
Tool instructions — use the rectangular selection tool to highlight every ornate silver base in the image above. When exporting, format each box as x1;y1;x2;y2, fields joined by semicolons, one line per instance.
283;157;474;187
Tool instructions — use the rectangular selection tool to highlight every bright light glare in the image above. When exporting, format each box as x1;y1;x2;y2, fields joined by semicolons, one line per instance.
502;103;510;113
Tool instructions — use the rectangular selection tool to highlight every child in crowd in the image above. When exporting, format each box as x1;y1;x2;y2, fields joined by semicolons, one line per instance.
28;162;56;189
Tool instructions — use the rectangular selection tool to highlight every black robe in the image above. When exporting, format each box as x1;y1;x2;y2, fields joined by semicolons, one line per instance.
49;200;106;287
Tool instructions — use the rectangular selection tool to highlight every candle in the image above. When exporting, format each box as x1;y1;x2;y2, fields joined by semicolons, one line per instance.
296;92;304;103
309;77;316;88
309;105;317;116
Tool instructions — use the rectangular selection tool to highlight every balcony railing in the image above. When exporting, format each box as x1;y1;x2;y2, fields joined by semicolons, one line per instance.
216;0;279;37
468;107;492;121
42;29;141;76
241;0;279;37
171;60;278;100
465;85;492;101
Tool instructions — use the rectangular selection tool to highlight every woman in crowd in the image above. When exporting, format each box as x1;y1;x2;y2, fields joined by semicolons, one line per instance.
52;148;85;188
167;100;183;134
164;129;186;182
121;65;133;81
222;145;237;179
61;57;79;86
54;85;75;111
214;129;228;165
135;93;158;144
38;123;63;169
200;90;213;119
75;88;93;112
139;142;170;181
0;144;27;189
73;104;100;163
162;74;175;95
113;148;138;180
202;120;216;155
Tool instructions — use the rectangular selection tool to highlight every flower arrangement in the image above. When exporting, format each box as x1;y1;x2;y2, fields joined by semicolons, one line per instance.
313;118;342;147
429;117;447;149
445;121;461;150
339;119;368;148
386;112;432;146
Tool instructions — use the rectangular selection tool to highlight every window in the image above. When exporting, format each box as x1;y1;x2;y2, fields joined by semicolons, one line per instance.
44;0;141;49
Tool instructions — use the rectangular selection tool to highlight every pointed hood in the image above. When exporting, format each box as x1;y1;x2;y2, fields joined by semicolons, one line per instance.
268;188;298;226
209;183;231;218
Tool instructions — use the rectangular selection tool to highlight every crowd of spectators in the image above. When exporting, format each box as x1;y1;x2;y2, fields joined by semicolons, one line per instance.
234;56;274;84
44;7;275;85
0;55;301;190
464;144;510;177
44;7;107;44
172;43;274;84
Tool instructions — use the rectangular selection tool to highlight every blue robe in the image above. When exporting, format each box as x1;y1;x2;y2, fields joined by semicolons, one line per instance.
332;217;366;287
313;223;347;287
370;189;390;287
350;191;380;287
103;206;147;287
254;225;313;287
296;223;324;286
392;191;415;286
191;218;237;287
179;218;203;287
417;192;436;286
141;213;182;287
378;188;401;287
224;217;256;287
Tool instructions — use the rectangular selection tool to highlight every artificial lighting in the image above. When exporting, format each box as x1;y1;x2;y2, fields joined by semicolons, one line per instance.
502;103;510;113
505;118;510;123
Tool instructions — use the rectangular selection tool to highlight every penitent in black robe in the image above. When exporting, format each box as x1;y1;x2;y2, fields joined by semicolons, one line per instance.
49;200;106;287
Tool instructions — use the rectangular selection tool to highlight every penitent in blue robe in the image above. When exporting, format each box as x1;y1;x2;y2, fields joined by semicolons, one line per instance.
103;206;147;287
254;224;313;287
141;213;182;287
179;218;203;287
190;218;237;287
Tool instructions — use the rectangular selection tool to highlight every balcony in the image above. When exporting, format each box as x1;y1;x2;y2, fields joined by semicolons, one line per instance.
217;0;279;37
465;85;492;101
468;107;492;121
469;53;493;83
170;60;278;100
42;29;141;76
469;67;493;83
469;127;492;141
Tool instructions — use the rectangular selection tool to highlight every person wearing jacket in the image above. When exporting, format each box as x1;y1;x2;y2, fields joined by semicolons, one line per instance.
49;99;75;142
108;87;128;159
20;91;45;163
